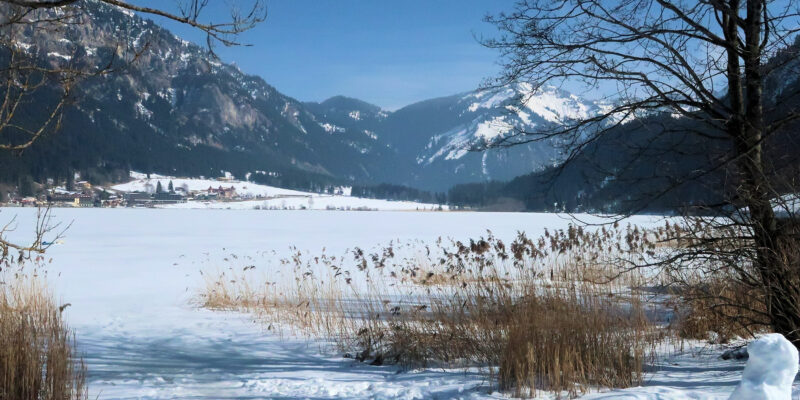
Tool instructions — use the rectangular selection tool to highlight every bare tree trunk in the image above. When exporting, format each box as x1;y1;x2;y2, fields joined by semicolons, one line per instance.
738;0;800;346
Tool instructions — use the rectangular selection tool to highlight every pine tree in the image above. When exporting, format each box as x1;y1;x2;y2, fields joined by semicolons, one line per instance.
168;180;174;193
156;181;163;193
18;176;34;197
66;170;75;192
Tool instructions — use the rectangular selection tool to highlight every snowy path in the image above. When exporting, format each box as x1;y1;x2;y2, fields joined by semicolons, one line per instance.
81;308;498;399
1;208;797;399
585;350;754;400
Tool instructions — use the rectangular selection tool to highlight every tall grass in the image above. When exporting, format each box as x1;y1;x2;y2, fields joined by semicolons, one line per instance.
197;224;680;398
0;273;87;400
499;290;651;398
671;278;767;343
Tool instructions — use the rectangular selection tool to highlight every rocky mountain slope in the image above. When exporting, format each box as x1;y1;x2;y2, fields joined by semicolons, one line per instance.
303;83;606;190
376;84;606;189
0;0;606;192
448;37;800;213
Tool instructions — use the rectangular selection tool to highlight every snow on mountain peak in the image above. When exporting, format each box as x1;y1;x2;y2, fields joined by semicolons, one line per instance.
517;83;595;123
474;115;514;141
465;83;598;124
422;84;599;165
466;86;516;112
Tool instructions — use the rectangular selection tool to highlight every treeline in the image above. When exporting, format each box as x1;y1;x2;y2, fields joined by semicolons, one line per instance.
0;109;345;195
248;171;341;194
0;66;351;195
351;181;528;210
351;183;446;204
446;181;509;209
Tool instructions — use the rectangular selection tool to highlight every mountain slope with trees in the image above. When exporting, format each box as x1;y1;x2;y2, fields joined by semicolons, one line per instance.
0;1;603;193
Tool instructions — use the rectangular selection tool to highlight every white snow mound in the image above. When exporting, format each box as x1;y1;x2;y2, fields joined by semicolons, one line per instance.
729;333;799;400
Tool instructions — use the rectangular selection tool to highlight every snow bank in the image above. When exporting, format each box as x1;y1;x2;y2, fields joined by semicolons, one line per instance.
729;333;799;400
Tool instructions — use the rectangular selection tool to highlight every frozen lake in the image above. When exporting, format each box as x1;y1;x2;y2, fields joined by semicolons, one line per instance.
4;208;603;399
0;208;765;399
4;208;611;325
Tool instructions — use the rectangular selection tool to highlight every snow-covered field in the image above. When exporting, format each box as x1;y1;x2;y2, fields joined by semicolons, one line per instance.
111;175;445;211
0;208;797;399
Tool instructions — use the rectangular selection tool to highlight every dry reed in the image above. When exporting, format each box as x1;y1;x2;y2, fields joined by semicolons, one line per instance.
0;273;87;400
197;223;674;398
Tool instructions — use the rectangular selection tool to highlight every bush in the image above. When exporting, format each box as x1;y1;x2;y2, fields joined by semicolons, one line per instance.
671;279;767;344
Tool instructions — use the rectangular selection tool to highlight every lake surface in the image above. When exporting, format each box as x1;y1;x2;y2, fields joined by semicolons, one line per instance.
0;208;661;399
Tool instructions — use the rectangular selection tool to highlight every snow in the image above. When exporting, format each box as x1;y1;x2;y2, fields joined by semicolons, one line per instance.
1;208;797;399
363;129;378;139
47;51;72;61
426;84;601;163
508;105;533;126
162;196;442;211
0;209;606;399
465;84;597;125
773;193;800;219
424;114;514;163
114;5;135;17
113;173;444;211
518;83;594;124
467;87;516;112
473;115;514;141
134;101;153;120
729;334;798;400
15;41;33;51
113;175;311;198
320;122;345;133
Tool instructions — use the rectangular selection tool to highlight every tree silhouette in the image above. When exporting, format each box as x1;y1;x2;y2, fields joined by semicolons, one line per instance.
486;0;800;344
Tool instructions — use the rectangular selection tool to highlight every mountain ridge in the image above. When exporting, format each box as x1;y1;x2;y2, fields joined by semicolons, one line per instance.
0;1;606;193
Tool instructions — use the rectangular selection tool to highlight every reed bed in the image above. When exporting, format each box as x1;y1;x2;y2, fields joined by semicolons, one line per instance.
196;222;729;398
670;277;767;344
0;272;87;400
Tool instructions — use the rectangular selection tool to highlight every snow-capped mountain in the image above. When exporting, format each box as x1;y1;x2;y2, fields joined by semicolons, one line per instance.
367;84;605;190
1;0;390;187
0;1;605;192
421;84;603;164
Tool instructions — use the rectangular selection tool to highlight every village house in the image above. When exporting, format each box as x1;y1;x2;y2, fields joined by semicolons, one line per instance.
124;191;186;206
207;186;237;200
153;192;186;204
102;195;123;208
125;192;152;207
48;192;80;204
75;194;95;207
47;191;95;207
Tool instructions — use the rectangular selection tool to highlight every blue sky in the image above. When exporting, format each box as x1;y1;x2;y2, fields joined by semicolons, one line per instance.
138;1;514;110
